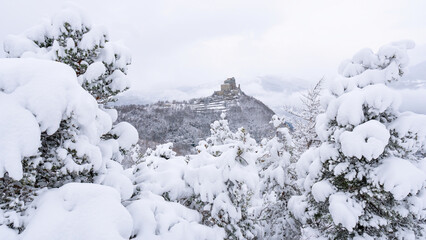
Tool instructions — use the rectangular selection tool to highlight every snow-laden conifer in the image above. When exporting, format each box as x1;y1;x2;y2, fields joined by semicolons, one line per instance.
0;7;138;233
257;116;300;239
290;40;426;239
4;6;131;104
186;114;261;239
129;141;224;240
0;59;137;232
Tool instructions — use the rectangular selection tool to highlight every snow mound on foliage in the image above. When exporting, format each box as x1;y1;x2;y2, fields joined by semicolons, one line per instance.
21;183;132;240
288;195;308;222
101;160;134;200
134;155;192;200
328;193;363;231
340;120;390;160
186;143;260;204
4;6;132;103
312;180;335;202
337;40;414;81
0;58;104;180
0;95;40;180
390;112;426;154
110;122;139;150
373;157;426;200
0;58;138;181
325;84;400;127
127;191;224;240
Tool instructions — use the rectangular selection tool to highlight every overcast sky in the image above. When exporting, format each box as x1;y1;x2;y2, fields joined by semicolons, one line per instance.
1;0;426;112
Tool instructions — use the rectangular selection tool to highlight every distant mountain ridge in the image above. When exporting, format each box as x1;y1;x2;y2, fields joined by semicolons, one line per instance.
116;78;275;154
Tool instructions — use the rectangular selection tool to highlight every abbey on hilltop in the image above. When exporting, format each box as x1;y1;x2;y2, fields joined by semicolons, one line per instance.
214;77;241;96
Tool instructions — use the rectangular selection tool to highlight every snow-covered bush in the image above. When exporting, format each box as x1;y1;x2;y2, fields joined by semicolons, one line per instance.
131;115;263;239
198;112;235;156
3;6;131;104
290;40;426;239
21;183;133;240
257;118;300;239
3;5;140;174
0;58;137;232
144;142;177;160
132;144;192;201
130;141;230;239
186;116;262;239
127;191;225;240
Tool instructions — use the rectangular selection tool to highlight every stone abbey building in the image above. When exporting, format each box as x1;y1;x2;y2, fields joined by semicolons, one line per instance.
214;77;241;96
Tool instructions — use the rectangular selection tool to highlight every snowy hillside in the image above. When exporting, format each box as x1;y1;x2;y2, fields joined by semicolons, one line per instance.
116;86;275;154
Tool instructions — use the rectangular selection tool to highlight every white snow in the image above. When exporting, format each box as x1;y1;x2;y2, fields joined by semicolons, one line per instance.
101;42;131;69
0;58;104;179
328;193;363;231
80;62;106;85
3;35;39;58
102;170;134;200
337;40;414;85
408;189;426;219
0;56;138;185
110;122;139;150
312;180;335;202
288;195;308;222
3;6;132;101
0;94;40;179
145;142;176;160
373;157;426;200
184;154;226;202
296;148;317;179
297;143;339;190
103;107;118;122
0;58;87;134
51;7;90;33
134;155;192;200
340;120;390;161
325;84;400;127
79;26;108;50
0;226;18;240
390;112;426;154
333;162;349;176
21;183;133;240
127;191;224;240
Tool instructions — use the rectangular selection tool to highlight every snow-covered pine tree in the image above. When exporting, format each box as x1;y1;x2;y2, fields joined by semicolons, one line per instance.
257;116;300;239
289;40;426;239
0;59;137;232
3;6;131;104
186;114;261;239
3;6;139;167
197;112;235;156
0;8;138;232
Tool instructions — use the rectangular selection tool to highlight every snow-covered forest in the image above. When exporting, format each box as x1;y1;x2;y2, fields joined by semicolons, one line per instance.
1;4;426;240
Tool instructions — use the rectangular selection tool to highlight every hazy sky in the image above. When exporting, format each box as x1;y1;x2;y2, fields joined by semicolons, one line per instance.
1;0;426;111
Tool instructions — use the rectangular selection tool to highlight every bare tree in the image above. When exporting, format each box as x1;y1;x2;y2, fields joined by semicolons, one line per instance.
285;78;324;157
